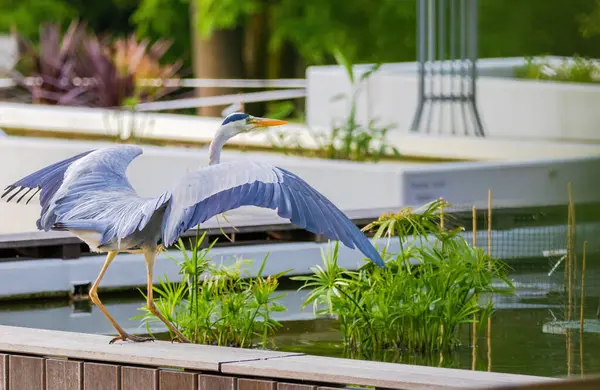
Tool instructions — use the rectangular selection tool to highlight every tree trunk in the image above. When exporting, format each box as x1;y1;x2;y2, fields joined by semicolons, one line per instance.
243;11;269;116
190;1;245;117
277;41;305;116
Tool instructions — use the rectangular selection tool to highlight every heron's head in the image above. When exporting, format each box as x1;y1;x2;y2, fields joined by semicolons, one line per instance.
220;112;288;135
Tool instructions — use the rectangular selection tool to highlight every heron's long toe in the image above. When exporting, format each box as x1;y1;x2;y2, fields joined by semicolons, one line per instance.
109;333;155;344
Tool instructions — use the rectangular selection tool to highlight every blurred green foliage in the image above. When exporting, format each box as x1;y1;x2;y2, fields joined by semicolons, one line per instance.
0;0;75;38
2;0;600;69
515;56;600;84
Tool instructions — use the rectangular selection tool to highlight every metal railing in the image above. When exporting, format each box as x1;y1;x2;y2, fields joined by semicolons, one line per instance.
0;77;307;114
410;0;485;137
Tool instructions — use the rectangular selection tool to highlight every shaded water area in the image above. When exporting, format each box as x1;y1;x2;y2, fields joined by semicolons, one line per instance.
0;255;599;378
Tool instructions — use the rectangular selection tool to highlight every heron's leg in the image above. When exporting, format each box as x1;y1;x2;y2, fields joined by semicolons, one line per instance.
144;250;191;343
89;251;154;344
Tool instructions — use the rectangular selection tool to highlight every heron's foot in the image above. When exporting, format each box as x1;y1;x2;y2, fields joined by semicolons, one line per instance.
171;334;191;344
109;333;155;344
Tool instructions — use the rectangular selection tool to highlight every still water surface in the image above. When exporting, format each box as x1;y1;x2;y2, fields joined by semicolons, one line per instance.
0;257;599;378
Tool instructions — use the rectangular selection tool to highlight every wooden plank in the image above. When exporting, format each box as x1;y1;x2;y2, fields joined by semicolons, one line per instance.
0;355;7;390
237;378;276;390
46;359;82;390
0;325;300;372
83;362;119;390
221;355;558;390
198;374;234;390
159;370;196;390
121;366;158;390
277;384;317;390
8;355;44;390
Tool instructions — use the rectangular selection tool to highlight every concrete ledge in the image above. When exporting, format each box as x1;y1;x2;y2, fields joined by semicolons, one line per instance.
1;101;598;161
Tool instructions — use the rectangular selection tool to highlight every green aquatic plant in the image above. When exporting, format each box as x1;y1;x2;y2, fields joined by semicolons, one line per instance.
267;49;400;162
312;49;400;162
133;230;290;348
293;200;514;355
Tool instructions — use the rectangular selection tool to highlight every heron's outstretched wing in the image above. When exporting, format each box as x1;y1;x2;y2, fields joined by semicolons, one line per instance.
3;145;170;243
162;160;384;267
2;149;96;229
48;145;171;243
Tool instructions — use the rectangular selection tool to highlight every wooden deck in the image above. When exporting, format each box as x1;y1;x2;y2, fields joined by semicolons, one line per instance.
0;325;580;390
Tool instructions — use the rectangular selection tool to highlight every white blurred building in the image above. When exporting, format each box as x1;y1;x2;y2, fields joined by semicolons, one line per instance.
0;33;17;75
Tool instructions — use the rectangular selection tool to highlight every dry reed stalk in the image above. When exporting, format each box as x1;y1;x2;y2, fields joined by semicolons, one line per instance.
566;182;575;376
487;189;492;372
579;241;587;376
472;206;477;370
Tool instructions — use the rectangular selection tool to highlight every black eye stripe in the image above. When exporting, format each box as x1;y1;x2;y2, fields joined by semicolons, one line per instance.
221;113;249;125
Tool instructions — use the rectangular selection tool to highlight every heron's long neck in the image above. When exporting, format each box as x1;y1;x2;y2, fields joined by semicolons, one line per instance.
208;125;238;165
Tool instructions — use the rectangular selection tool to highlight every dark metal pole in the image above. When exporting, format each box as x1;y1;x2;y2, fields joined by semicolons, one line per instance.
459;0;469;136
450;0;456;134
410;0;427;132
468;0;485;137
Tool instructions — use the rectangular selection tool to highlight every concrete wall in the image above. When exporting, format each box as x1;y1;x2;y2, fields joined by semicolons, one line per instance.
1;101;598;162
0;34;17;75
306;57;600;142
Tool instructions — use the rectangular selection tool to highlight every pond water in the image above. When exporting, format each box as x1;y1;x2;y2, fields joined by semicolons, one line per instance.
0;256;599;379
0;254;600;376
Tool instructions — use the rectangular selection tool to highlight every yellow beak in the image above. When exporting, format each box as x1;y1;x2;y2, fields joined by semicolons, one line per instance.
250;117;288;128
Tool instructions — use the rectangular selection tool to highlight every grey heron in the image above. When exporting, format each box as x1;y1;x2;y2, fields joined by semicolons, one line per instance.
2;112;384;344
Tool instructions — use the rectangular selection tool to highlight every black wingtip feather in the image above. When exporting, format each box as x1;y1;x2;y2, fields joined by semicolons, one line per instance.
17;188;34;203
6;187;25;202
26;188;41;205
1;186;15;199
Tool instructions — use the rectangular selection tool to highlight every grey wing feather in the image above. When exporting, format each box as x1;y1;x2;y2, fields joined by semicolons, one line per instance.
50;145;171;244
1;149;96;229
161;160;384;267
4;145;170;246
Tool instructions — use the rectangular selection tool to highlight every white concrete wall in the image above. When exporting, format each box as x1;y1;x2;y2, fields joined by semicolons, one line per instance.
306;57;600;142
0;34;17;74
0;101;598;161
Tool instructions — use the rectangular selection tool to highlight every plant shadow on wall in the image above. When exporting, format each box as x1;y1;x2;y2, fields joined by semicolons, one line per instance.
267;49;401;163
133;231;290;348
293;199;515;361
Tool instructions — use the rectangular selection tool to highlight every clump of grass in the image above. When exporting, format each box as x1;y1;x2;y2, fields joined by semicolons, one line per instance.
312;49;400;162
134;231;290;348
293;200;514;355
267;49;400;162
515;56;600;84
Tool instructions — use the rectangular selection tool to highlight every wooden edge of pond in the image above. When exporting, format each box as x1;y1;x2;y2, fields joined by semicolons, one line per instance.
0;324;584;390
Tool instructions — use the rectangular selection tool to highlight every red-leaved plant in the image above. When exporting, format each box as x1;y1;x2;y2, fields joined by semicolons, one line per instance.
10;21;181;108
